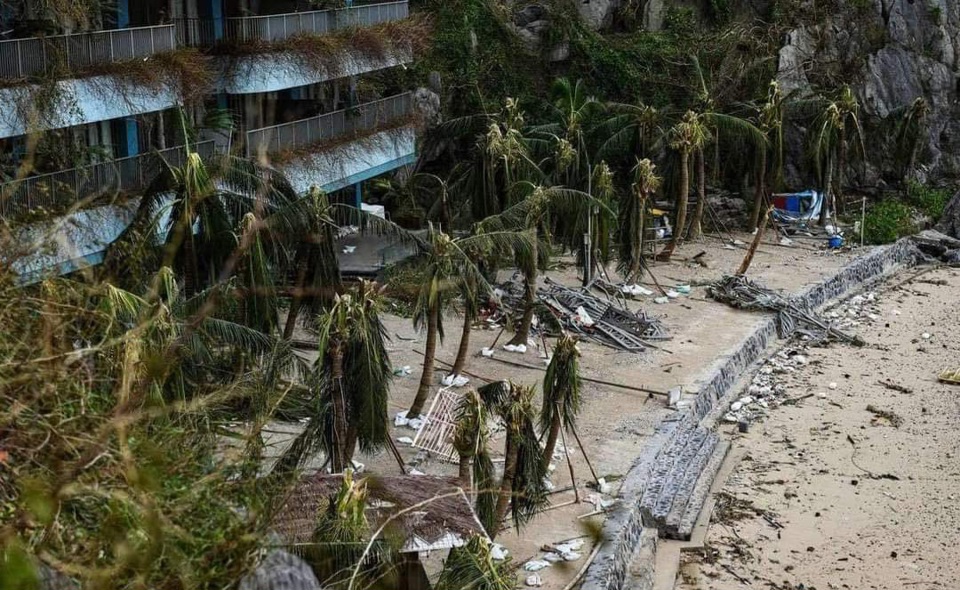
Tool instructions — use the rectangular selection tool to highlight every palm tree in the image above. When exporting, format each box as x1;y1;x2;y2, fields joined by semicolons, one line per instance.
810;86;865;225
540;334;582;466
435;535;514;590
405;228;536;419
750;82;787;230
596;101;664;163
483;381;549;536
479;184;607;347
452;388;499;534
659;111;707;260
889;97;929;184
278;188;343;339
619;160;661;284
105;128;299;296
277;281;393;474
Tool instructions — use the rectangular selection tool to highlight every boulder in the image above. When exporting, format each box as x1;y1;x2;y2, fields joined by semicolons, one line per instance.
239;551;324;590
936;190;960;239
577;0;621;30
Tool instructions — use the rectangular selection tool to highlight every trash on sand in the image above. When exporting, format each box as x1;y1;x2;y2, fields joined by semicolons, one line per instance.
490;544;509;560
654;296;669;304
503;343;527;353
408;418;424;430
828;382;838;390
409;468;425;475
525;575;543;587
523;560;550;572
393;365;412;377
620;284;654;297
674;284;692;294
921;332;931;340
666;290;680;299
555;539;584;554
543;552;564;563
780;237;794;246
396;436;414;445
597;477;612;494
481;347;495;357
342;245;356;254
394;411;425;429
442;374;470;387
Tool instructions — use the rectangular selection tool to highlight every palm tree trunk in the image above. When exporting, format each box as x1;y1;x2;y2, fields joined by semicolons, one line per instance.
750;149;768;231
691;147;707;240
542;414;561;467
408;304;439;418
330;343;348;472
283;251;307;339
819;154;834;226
344;423;358;465
837;127;848;216
493;433;519;538
509;266;536;347
662;149;690;260
451;309;473;377
458;455;472;483
629;192;645;282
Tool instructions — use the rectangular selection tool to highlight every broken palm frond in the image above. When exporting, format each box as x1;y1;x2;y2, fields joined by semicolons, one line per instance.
707;275;863;345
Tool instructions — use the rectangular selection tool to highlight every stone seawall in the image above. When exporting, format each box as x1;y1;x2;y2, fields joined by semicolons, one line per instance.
580;239;923;590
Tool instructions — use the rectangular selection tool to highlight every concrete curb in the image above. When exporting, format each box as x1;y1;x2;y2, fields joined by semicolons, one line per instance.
580;239;922;590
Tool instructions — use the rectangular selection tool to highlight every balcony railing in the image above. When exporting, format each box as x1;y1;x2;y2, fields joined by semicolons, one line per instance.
0;24;177;80
0;141;215;218
177;1;408;46
245;92;413;158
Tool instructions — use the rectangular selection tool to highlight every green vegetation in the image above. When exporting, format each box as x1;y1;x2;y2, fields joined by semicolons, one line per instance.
862;199;915;244
906;181;951;219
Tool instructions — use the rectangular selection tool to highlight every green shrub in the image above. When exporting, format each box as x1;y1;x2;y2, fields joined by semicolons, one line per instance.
664;7;697;35
906;181;951;219
862;200;915;244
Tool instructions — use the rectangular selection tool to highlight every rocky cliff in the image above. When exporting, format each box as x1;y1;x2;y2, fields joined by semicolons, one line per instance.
776;0;960;185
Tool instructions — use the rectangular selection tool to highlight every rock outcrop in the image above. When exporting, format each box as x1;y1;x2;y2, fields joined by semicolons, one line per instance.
776;0;960;184
937;190;960;239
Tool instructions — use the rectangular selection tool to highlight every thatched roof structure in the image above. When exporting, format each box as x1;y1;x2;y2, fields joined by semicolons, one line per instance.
272;474;489;553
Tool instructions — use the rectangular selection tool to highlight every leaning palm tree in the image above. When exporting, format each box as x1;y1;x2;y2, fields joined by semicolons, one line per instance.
278;281;393;474
619;159;662;282
659;111;708;260
596;101;664;163
405;228;536;419
105;119;299;295
540;334;583;466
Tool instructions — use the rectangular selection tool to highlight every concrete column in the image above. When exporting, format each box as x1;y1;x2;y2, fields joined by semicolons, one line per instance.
121;119;140;157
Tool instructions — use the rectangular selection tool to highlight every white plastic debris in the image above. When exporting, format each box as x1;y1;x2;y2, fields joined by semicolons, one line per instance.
922;332;931;340
556;539;584;553
442;374;470;387
525;574;543;587
503;343;527;354
543;478;556;491
393;365;412;377
543;552;564;563
350;461;365;473
342;246;356;254
481;347;495;358
490;544;509;561
597;477;612;494
575;306;595;327
561;551;582;561
654;296;669;304
397;436;414;445
666;289;680;299
408;418;424;430
731;401;743;412
394;412;410;427
733;239;747;246
523;560;550;572
674;284;691;294
828;382;838;390
409;468;425;475
794;355;809;365
780;237;794;246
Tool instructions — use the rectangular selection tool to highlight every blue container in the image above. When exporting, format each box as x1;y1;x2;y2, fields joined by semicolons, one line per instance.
828;235;844;249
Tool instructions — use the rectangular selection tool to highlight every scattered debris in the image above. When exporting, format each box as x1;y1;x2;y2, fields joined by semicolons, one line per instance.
396;436;414;445
490;543;509;560
939;367;960;385
525;574;543;587
708;275;863;345
877;380;913;394
393;365;412;377
441;374;470;387
866;405;903;427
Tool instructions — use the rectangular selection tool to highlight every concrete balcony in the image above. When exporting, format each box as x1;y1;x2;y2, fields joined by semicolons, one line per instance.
0;25;177;80
177;2;408;46
0;141;215;219
246;93;417;194
245;92;413;157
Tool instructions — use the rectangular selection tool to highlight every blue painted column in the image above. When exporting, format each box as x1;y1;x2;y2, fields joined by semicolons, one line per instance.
211;0;224;41
354;183;362;208
116;0;130;28
122;119;140;157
